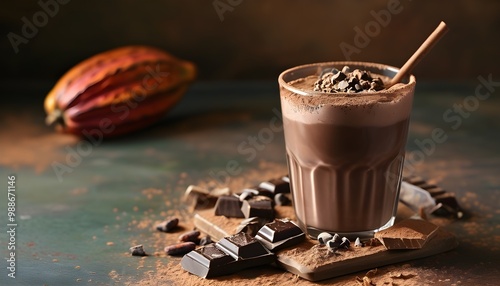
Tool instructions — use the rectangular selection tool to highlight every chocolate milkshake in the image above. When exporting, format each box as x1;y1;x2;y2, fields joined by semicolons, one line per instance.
278;62;416;238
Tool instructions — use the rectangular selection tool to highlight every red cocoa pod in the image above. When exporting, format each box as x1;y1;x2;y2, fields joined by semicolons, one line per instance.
44;45;196;137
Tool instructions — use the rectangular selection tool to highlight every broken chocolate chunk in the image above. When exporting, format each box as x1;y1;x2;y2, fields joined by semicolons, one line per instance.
241;196;275;220
339;237;350;249
216;232;269;259
199;236;213;246
281;175;290;183
317;232;333;245
374;219;439;250
181;243;236;278
354;237;364;247
326;239;341;252
235;217;267;237
326;235;350;252
182;234;275;279
130;244;147;256
214;195;245;218
184;185;218;210
403;176;464;218
238;189;258;201
274;193;291;206
255;219;305;251
256;178;290;197
433;193;463;218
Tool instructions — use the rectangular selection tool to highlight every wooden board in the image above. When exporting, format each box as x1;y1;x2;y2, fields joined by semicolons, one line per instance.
276;228;457;281
193;204;458;282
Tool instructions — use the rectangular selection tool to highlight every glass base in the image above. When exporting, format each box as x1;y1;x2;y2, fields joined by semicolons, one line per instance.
300;216;396;240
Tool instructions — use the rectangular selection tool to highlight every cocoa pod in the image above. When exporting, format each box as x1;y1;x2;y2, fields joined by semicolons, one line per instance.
44;46;196;137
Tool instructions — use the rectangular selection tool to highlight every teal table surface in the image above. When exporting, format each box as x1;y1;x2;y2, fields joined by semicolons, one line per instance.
1;80;499;285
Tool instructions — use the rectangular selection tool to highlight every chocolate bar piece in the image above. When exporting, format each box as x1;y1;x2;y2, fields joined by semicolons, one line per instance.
403;176;425;185
433;193;463;218
256;178;290;197
238;189;259;201
216;232;270;259
403;176;463;218
274;193;291;206
184;185;218;210
181;243;236;278
281;175;290;183
182;233;275;279
214;195;245;218
235;217;267;237
240;196;275;220
374;219;439;249
255;219;305;251
193;212;231;241
425;187;446;197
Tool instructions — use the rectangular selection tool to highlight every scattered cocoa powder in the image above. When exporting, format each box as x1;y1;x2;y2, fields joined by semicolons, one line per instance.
126;259;445;286
0;112;79;173
114;160;488;285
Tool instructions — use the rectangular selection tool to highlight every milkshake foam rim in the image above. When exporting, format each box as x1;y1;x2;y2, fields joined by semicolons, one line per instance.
278;61;416;126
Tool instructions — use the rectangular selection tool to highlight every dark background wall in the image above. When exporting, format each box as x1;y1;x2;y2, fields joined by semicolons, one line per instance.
1;0;499;85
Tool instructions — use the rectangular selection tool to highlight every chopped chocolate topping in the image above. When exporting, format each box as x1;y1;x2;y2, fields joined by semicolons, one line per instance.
313;66;385;93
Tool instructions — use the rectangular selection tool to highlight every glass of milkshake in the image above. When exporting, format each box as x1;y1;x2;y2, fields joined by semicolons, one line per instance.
278;61;416;238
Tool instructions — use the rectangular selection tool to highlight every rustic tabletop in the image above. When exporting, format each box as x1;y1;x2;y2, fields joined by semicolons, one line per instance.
0;80;499;285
